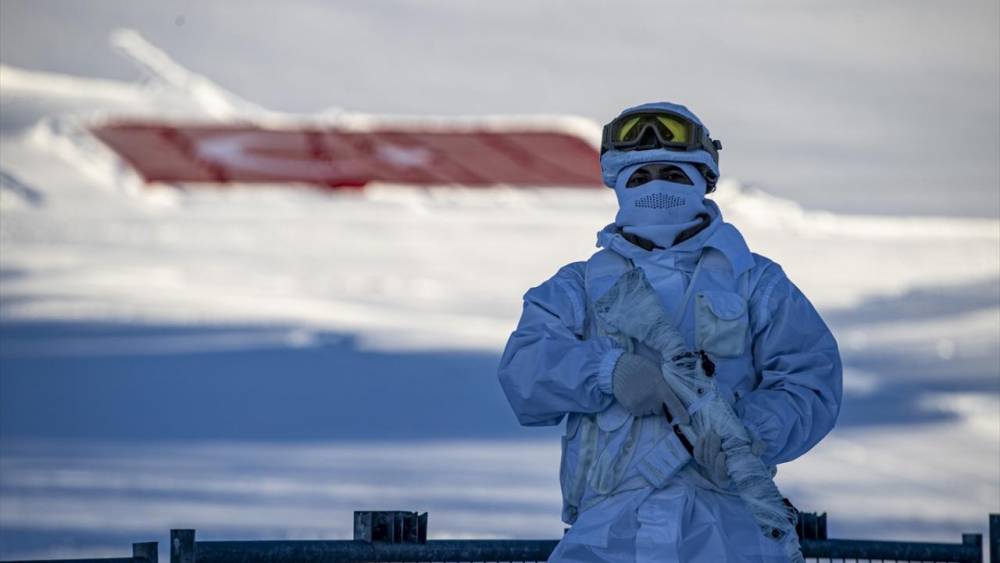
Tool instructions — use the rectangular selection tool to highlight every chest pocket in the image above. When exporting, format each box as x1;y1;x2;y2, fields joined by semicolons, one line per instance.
695;290;749;358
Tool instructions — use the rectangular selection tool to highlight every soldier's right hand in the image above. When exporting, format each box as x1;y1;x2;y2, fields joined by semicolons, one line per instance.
611;352;689;423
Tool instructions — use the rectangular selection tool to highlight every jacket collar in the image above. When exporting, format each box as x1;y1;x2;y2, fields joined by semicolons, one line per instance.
596;199;754;276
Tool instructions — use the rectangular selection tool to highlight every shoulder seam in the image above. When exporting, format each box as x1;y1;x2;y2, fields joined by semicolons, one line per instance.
553;262;588;334
752;260;785;327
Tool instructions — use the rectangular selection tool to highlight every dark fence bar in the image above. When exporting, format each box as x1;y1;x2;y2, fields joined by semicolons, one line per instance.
3;560;138;563
176;511;996;563
190;537;987;563
3;542;157;563
3;513;996;563
802;536;982;563
196;539;986;563
197;539;560;563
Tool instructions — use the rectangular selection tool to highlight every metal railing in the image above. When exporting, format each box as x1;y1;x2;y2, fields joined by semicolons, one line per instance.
4;512;998;563
3;542;157;563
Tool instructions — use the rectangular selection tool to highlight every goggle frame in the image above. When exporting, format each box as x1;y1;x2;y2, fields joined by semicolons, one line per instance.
601;109;722;168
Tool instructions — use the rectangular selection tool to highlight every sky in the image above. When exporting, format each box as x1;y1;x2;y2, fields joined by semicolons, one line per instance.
2;0;998;216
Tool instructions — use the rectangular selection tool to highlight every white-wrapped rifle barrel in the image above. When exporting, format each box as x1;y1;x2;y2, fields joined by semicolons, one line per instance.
594;267;804;563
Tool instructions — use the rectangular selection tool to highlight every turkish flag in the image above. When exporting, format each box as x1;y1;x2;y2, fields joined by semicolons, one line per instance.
91;122;603;189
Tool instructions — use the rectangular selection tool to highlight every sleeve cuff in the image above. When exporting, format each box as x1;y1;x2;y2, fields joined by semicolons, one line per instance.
738;400;776;461
743;419;765;445
597;347;625;395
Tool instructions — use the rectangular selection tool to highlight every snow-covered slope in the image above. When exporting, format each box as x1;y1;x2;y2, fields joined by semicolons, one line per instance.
4;58;996;349
1;31;998;561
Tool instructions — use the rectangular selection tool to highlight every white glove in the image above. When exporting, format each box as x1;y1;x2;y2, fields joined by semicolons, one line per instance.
612;352;689;422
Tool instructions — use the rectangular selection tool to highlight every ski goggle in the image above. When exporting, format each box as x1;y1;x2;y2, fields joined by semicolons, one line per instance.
601;110;722;164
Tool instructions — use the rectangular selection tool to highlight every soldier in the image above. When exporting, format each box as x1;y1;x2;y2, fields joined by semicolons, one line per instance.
498;102;842;562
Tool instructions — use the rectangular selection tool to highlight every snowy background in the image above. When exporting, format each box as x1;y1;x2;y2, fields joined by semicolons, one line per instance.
1;1;998;560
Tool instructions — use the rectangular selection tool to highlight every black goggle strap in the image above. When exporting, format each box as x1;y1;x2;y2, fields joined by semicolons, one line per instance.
698;130;722;163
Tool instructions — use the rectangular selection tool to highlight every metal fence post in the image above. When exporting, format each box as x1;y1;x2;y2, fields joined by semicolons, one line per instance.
989;514;998;563
354;511;428;543
171;530;195;563
796;512;827;540
961;533;982;563
132;541;158;563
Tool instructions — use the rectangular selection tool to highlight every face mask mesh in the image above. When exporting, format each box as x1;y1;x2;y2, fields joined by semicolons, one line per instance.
634;192;687;209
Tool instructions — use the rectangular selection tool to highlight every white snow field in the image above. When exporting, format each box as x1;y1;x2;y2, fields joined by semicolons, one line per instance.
1;24;999;562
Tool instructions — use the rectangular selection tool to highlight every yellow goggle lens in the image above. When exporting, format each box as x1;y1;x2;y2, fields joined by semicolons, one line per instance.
657;116;688;143
616;116;643;142
615;115;691;143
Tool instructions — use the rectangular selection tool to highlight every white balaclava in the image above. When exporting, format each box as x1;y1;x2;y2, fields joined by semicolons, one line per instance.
613;161;709;249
